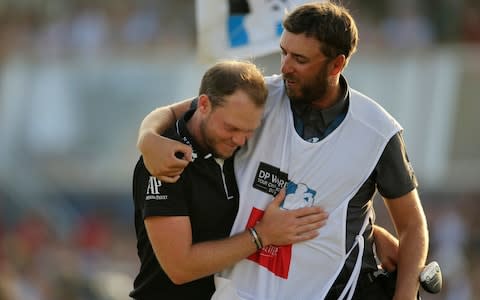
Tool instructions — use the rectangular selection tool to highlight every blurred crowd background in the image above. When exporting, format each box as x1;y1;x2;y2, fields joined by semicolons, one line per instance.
0;0;479;299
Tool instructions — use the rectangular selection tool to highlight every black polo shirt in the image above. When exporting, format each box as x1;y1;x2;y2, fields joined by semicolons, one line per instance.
130;108;239;300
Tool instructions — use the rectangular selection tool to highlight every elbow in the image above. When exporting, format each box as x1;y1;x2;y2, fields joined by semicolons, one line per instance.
169;274;191;285
136;129;148;153
422;220;430;247
410;205;429;235
400;216;429;248
410;216;429;237
417;213;429;241
163;266;195;285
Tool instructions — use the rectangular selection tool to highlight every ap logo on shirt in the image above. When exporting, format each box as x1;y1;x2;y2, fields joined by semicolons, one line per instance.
145;176;168;201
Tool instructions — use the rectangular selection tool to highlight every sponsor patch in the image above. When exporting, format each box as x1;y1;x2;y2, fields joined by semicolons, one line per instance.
252;162;288;196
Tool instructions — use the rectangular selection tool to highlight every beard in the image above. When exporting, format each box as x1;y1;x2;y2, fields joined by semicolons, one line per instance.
199;117;218;157
283;65;330;104
199;117;234;159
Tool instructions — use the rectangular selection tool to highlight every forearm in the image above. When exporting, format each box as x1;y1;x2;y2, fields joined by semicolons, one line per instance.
394;222;428;300
372;224;399;272
149;190;327;284
372;224;396;243
169;200;327;284
384;189;429;300
136;98;193;152
161;230;258;284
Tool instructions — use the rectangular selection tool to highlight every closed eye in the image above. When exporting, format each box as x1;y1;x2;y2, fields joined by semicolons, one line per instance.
280;46;308;64
224;124;255;135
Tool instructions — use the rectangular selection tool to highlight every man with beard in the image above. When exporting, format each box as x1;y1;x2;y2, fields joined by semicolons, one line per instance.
130;60;328;300
135;3;428;300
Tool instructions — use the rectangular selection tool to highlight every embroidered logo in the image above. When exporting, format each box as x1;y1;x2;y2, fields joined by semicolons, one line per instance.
145;176;168;200
281;182;317;209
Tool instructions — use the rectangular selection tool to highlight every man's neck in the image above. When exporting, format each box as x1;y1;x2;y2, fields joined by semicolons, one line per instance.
185;111;206;150
310;73;350;110
310;83;342;110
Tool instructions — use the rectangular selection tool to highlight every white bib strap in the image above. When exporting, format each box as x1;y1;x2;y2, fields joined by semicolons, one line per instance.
337;209;372;300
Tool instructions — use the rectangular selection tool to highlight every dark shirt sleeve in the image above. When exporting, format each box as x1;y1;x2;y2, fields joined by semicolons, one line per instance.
375;131;418;199
134;157;190;219
190;97;198;110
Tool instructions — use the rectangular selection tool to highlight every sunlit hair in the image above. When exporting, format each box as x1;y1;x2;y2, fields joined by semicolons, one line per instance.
198;60;268;109
282;2;358;63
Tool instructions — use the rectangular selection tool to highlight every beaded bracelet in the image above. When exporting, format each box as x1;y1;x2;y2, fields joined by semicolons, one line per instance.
248;227;263;250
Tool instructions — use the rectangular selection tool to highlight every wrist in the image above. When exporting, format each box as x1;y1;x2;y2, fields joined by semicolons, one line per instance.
247;227;264;250
252;223;270;247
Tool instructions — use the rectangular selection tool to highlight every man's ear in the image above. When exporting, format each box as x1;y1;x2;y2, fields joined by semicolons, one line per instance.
197;94;211;114
329;54;346;76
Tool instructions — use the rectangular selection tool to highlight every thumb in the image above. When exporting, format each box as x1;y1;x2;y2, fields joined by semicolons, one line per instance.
270;188;286;207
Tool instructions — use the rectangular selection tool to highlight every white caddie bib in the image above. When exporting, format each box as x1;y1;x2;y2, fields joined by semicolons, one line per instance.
213;75;402;300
